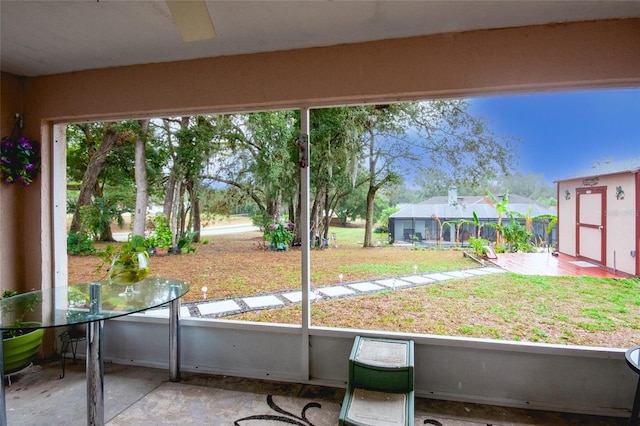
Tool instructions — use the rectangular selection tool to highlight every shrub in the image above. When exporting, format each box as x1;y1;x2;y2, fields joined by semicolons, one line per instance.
468;237;489;258
502;220;534;252
178;231;197;254
266;221;294;250
152;214;173;249
67;232;95;255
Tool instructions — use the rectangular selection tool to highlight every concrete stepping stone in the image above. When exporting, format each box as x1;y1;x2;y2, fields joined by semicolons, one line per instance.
402;275;434;285
422;273;453;281
374;279;413;288
348;282;384;292
198;299;241;315
465;268;495;275
318;286;355;297
243;295;284;309
442;270;471;278
183;266;508;318
282;291;320;303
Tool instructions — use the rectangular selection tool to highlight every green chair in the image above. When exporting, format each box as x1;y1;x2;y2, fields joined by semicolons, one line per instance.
339;336;414;426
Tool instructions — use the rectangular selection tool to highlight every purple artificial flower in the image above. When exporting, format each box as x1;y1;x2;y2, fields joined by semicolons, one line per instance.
18;137;32;150
0;136;39;186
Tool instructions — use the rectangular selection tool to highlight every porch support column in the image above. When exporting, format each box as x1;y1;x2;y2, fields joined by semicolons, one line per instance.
300;107;311;381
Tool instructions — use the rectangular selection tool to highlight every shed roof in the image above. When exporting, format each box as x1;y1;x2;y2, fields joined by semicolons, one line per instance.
555;157;640;182
390;194;556;220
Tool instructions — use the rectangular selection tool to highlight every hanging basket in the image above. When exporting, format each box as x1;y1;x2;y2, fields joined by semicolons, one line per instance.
1;114;40;186
1;136;40;186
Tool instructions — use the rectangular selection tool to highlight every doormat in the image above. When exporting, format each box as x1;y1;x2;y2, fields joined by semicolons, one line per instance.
570;261;599;268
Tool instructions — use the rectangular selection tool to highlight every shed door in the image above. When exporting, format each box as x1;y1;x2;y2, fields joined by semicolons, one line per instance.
576;187;606;265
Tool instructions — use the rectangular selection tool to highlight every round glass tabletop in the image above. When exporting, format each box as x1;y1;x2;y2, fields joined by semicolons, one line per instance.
626;346;640;374
0;278;189;330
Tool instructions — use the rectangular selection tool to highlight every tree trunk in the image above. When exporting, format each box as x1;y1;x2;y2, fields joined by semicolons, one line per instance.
266;188;283;220
99;221;116;242
363;186;376;247
288;202;295;225
132;120;149;237
322;189;331;240
187;179;201;242
93;181;115;242
310;189;325;247
70;124;118;234
170;180;181;247
292;190;303;245
163;173;176;223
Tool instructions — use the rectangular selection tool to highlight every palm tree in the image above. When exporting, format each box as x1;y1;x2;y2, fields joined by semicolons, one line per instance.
483;189;510;248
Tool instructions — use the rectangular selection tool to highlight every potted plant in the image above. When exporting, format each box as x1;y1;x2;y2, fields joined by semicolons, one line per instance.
1;289;44;373
266;221;294;251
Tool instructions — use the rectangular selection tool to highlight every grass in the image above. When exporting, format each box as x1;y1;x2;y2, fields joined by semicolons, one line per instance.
68;225;640;348
231;272;640;348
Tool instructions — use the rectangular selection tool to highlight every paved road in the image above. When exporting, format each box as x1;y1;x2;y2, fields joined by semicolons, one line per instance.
113;222;259;242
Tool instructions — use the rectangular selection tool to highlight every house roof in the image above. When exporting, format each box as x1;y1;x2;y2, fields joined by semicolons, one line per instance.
555;157;640;182
390;194;556;220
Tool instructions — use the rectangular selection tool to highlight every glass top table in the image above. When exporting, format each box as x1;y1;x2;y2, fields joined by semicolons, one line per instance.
0;278;189;426
0;278;189;329
626;346;640;426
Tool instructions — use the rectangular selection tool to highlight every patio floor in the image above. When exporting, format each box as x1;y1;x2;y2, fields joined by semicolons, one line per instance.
4;361;629;425
490;251;632;278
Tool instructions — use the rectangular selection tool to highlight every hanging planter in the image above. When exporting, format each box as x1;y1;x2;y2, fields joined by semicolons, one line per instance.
0;136;40;186
1;114;40;186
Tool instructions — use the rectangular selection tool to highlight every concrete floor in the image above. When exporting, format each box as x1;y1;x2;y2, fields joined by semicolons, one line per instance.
3;360;630;425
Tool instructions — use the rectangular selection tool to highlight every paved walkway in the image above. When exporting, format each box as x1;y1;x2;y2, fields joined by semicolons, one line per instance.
143;265;507;320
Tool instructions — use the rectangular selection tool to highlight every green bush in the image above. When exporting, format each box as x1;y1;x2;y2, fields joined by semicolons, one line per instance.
468;237;489;258
502;220;534;252
178;231;197;254
152;214;173;249
266;221;294;250
67;232;95;255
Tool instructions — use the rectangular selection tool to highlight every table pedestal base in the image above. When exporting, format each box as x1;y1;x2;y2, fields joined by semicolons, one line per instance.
87;319;104;426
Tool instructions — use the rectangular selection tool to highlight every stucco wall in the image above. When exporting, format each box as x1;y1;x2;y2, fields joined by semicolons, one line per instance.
23;19;640;124
0;72;26;292
558;172;638;275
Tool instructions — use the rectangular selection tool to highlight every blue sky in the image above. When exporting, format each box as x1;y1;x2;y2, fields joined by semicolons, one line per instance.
468;88;640;184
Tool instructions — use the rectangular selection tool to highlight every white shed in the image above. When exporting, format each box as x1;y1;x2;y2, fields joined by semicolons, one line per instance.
556;158;640;276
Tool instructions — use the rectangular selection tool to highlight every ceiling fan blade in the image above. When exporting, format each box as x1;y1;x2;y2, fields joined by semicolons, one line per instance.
166;1;216;42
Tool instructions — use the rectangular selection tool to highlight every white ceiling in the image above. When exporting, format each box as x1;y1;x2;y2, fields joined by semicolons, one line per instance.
1;0;639;77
